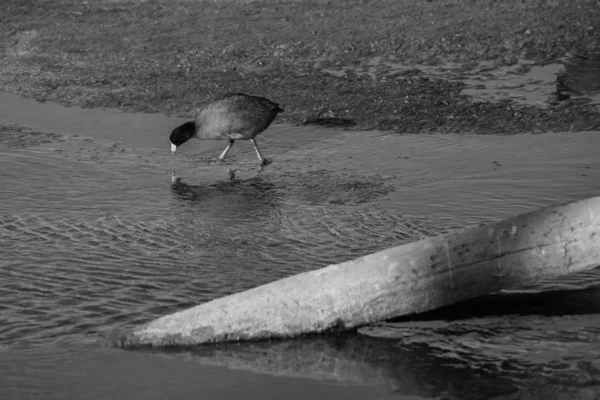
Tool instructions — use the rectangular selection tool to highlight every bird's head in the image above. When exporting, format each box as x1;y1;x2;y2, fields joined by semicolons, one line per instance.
169;121;196;155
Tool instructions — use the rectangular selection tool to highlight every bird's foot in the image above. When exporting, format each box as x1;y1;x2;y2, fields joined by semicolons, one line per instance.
260;158;272;166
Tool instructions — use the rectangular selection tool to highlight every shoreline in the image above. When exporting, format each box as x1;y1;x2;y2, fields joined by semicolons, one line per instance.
2;0;600;134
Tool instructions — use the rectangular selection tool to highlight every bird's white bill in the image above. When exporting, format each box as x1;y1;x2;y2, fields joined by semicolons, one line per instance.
171;143;177;154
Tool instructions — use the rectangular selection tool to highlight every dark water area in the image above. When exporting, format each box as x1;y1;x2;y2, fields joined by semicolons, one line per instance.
1;91;600;399
555;53;600;104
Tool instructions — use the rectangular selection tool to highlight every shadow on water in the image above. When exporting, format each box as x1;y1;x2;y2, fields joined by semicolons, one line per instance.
383;267;600;323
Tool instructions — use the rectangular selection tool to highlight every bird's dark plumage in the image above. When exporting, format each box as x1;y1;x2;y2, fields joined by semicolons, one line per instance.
169;93;283;165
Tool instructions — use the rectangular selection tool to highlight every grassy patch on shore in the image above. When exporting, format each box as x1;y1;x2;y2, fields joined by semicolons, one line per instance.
1;0;600;133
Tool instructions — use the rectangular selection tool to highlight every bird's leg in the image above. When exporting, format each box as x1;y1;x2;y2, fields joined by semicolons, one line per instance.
250;139;271;165
218;140;235;161
227;168;236;181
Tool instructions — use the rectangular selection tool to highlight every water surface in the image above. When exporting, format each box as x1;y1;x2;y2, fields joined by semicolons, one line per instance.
1;91;600;399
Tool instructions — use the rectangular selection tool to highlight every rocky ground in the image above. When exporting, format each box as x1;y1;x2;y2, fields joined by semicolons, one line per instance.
1;0;600;134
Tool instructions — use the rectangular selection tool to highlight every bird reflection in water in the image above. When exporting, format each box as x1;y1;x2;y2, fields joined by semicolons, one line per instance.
170;171;283;220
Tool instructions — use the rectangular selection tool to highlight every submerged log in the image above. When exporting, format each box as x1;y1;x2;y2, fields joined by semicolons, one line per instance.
122;196;600;347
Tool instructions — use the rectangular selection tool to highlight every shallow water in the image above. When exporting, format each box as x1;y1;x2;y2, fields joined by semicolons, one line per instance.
1;91;600;399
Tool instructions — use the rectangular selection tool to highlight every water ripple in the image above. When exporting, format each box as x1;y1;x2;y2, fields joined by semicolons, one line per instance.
0;141;438;347
2;121;600;378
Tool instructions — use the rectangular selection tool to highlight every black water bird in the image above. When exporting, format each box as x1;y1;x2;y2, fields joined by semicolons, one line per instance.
169;93;284;165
